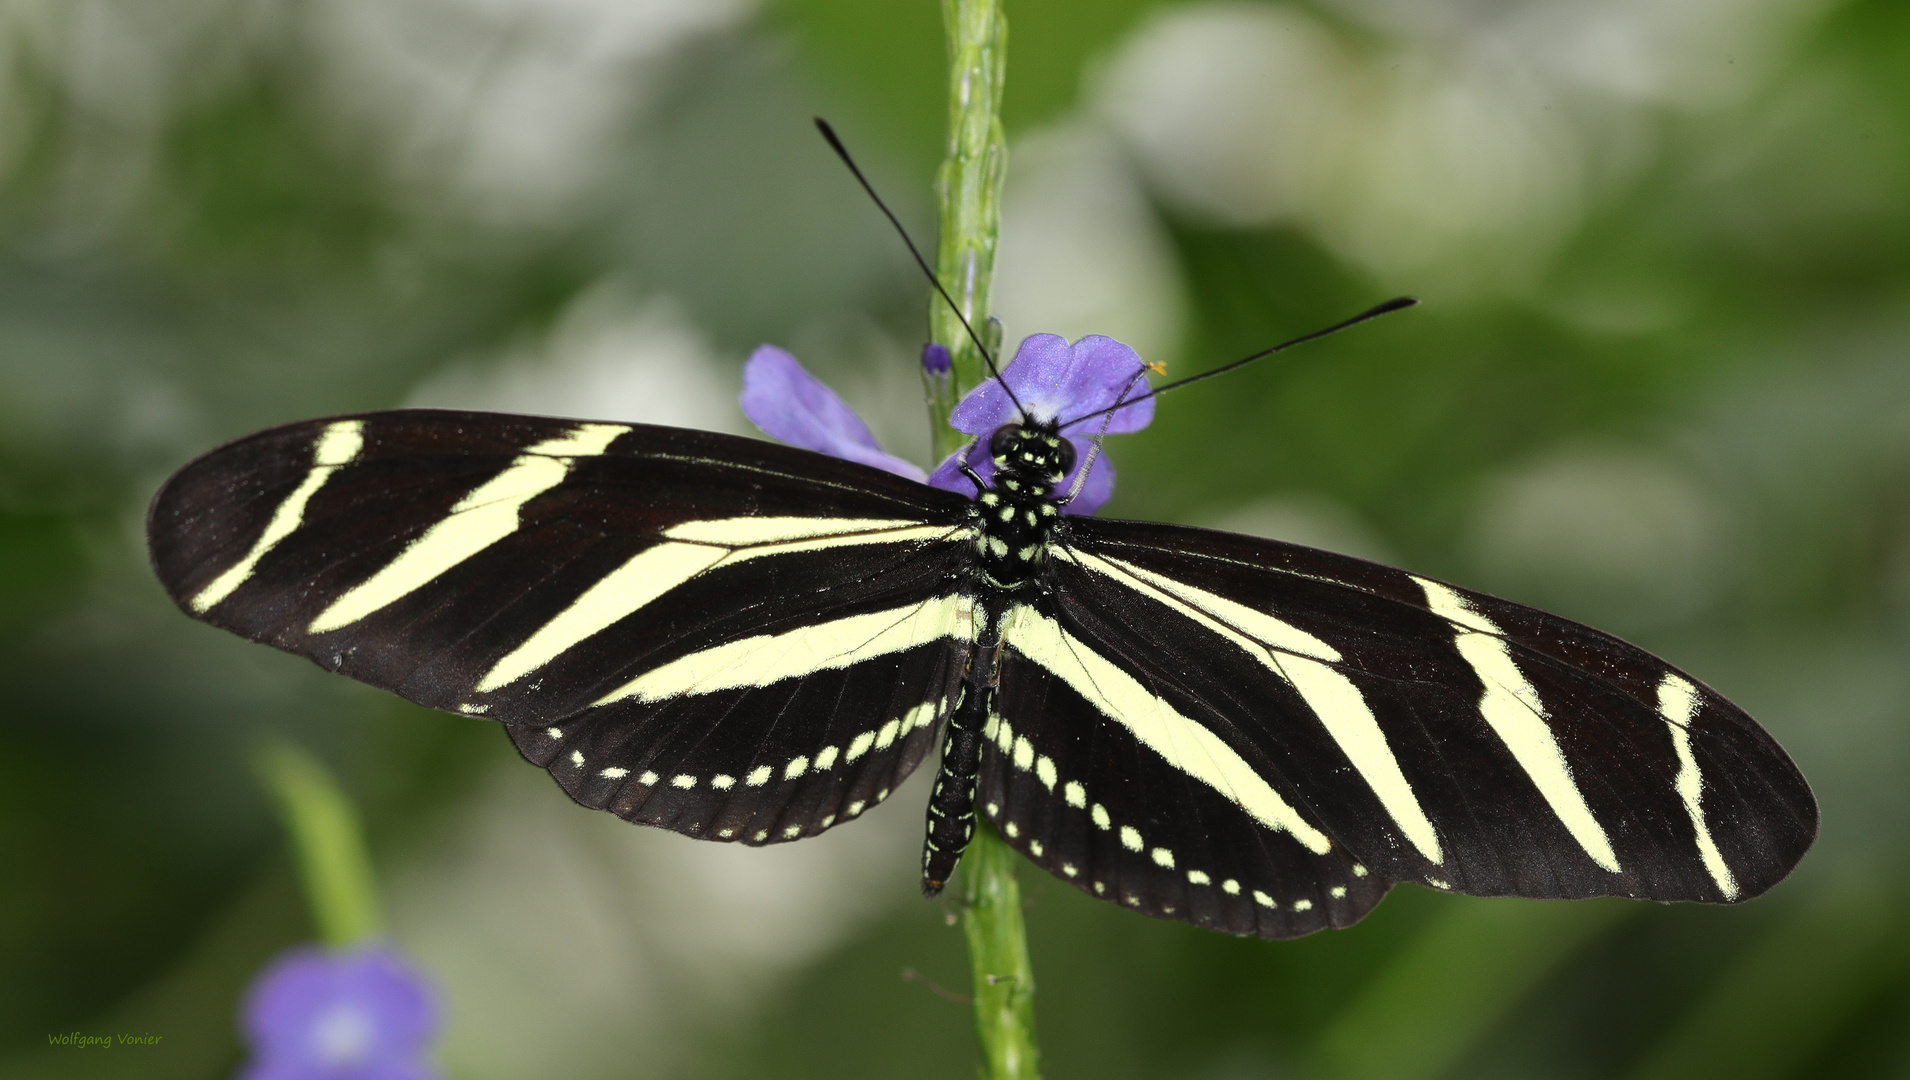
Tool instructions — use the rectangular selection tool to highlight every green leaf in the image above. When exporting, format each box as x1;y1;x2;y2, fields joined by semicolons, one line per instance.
254;742;382;948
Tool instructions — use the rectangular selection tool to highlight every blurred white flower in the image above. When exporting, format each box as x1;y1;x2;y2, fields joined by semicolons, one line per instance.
406;284;740;433
1095;0;1825;292
314;0;754;219
1467;441;1732;628
993;122;1185;366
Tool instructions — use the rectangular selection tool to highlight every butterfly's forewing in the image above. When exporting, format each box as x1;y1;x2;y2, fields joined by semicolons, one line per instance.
978;517;1814;935
148;410;978;842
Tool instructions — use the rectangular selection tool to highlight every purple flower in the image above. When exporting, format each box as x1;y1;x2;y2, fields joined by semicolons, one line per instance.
237;943;441;1080
921;342;952;376
742;346;927;481
739;334;1154;516
926;334;1153;515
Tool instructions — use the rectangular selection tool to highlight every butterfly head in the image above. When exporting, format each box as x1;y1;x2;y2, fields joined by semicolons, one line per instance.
973;420;1070;585
989;421;1075;491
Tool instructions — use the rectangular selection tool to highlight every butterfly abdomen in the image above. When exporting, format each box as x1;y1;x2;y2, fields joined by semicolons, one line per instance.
922;680;989;894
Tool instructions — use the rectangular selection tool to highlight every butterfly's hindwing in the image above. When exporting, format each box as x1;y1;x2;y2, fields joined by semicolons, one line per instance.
1048;518;1816;905
981;593;1390;938
508;637;962;843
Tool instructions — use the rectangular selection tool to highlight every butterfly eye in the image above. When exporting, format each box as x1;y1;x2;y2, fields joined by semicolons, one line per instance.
1053;438;1076;475
989;425;1020;459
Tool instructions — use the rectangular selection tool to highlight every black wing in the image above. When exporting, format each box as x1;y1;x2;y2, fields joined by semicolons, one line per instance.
978;516;1815;939
148;409;979;843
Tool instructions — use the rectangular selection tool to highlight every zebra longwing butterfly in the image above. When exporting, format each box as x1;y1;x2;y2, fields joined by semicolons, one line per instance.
148;379;1815;939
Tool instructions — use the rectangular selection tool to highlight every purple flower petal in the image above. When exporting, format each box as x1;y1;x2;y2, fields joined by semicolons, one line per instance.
238;943;441;1080
741;346;927;481
948;334;1155;436
929;334;1155;515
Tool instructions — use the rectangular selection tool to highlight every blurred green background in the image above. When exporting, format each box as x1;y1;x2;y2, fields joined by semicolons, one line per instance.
3;0;1907;1077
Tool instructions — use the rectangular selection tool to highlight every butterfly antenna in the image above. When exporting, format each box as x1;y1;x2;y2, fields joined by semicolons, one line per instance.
1059;297;1417;431
813;117;1025;417
1058;367;1147;507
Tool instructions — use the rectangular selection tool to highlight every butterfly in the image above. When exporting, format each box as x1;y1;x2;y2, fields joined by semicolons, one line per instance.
145;351;1816;940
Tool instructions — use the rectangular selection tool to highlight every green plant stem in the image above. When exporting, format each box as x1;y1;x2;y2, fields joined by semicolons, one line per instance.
932;1;1038;1077
928;0;1009;463
256;742;382;948
959;821;1039;1080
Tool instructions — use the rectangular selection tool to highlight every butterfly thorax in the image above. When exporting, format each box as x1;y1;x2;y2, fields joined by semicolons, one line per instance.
921;423;1072;893
970;421;1070;589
